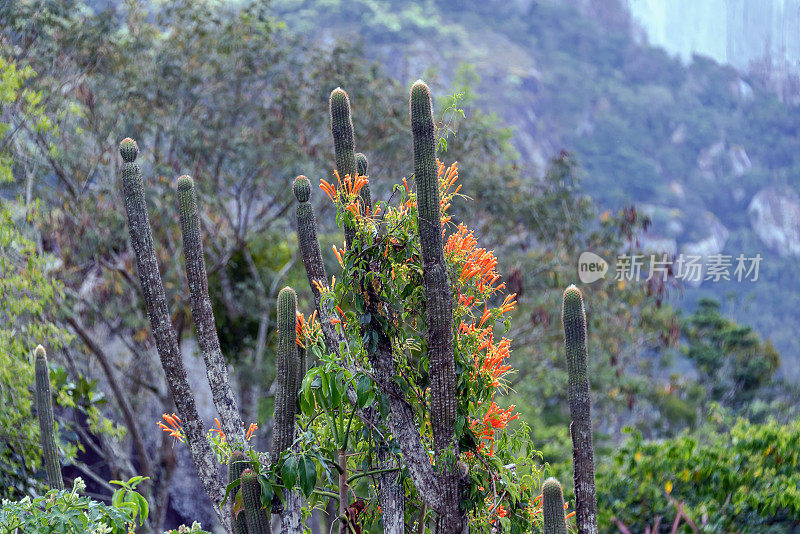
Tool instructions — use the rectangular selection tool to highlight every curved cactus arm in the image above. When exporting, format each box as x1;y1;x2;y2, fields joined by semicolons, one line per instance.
542;478;568;534
410;80;463;534
119;138;227;526
562;285;598;534
177;175;245;445
34;345;63;491
293;175;347;357
240;469;270;534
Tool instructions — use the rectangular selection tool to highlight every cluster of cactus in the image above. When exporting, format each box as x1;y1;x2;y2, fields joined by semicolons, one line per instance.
113;77;600;534
541;285;598;534
119;140;305;531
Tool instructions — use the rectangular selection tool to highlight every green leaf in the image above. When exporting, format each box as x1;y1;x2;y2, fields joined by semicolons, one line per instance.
281;456;298;491
258;474;274;508
298;455;317;498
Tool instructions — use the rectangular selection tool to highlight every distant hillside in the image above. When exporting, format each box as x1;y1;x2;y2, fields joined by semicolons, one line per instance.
273;0;800;376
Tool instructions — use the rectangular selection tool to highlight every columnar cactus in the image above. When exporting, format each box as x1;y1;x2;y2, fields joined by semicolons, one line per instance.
293;175;345;357
119;138;227;526
329;88;371;246
356;152;368;177
34;345;63;491
240;469;270;534
273;286;303;529
410;80;462;534
542;478;568;534
228;451;249;534
562;285;598;534
177;175;245;444
272;286;301;459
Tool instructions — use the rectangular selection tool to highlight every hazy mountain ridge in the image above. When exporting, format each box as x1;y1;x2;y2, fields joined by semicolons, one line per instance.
273;0;800;376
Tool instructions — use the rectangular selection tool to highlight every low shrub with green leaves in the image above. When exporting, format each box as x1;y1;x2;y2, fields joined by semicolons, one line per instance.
597;410;800;533
0;477;149;534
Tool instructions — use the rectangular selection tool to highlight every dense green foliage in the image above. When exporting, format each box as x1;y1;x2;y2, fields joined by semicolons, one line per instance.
597;413;800;533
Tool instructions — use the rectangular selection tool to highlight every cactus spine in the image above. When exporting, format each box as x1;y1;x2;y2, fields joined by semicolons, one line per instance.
177;175;245;445
410;80;462;534
34;345;63;491
228;451;249;534
542;478;568;534
562;285;598;534
240;468;270;534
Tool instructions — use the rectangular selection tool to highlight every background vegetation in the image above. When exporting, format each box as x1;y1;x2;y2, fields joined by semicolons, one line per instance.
1;0;798;531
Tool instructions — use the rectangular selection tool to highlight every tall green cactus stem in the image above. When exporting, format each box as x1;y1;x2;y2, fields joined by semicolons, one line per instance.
410;80;462;534
119;138;227;526
177;175;245;445
330;88;370;247
354;151;373;218
240;469;270;534
228;451;249;534
356;152;368;176
273;286;303;530
34;345;63;491
542;478;568;534
272;286;300;460
562;285;598;534
293;175;347;357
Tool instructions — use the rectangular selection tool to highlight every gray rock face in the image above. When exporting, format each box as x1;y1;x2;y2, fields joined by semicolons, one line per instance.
749;186;800;257
680;212;730;287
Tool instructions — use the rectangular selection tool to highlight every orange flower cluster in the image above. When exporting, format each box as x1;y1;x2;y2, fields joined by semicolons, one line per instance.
320;171;371;218
296;310;319;349
445;224;511;299
437;160;460;226
470;401;519;455
477;330;512;388
158;413;184;443
210;418;258;443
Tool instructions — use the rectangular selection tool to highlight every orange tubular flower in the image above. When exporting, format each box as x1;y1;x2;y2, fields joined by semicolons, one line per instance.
246;422;258;441
500;293;517;314
478;306;491;328
332;245;344;267
211;417;226;443
296;311;305;347
320;179;337;202
158;413;185;443
496;505;508;519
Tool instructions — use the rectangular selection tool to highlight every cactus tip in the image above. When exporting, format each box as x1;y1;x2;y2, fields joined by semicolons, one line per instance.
177;175;194;192
542;477;563;496
330;87;349;104
563;284;584;306
278;286;297;301
293;175;311;203
34;345;47;360
119;138;139;162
